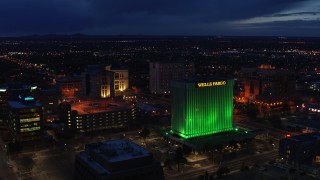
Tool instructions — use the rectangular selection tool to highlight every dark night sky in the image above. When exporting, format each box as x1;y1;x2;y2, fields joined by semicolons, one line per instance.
1;0;320;37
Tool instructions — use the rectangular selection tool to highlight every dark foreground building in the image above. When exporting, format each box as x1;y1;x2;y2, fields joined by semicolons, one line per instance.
279;133;320;165
75;140;164;180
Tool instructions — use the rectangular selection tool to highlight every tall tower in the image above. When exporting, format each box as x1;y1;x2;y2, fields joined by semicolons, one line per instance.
171;77;234;138
149;62;194;94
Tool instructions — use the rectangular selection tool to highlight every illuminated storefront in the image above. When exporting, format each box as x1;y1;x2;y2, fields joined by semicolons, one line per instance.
171;78;234;138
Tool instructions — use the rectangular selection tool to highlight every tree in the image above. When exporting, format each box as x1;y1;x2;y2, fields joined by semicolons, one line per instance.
246;104;259;119
182;146;192;155
282;103;291;112
217;166;230;178
7;140;23;157
164;158;173;170
269;115;282;128
240;162;249;171
217;167;223;178
139;127;150;145
173;147;187;172
19;156;34;171
199;171;209;180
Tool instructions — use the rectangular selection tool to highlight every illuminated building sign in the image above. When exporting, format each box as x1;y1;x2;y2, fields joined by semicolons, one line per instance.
19;95;35;101
196;81;227;88
24;97;35;101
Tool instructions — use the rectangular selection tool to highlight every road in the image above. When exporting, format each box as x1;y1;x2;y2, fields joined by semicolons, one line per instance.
0;138;19;180
233;115;301;140
166;150;278;180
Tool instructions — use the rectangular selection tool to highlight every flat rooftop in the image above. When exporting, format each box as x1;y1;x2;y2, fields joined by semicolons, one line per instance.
84;140;151;163
8;101;42;109
288;133;320;142
56;76;82;83
286;116;320;131
77;151;109;175
173;76;232;83
72;99;134;115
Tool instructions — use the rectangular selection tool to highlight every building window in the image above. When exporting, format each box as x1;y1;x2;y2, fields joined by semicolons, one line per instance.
101;85;109;98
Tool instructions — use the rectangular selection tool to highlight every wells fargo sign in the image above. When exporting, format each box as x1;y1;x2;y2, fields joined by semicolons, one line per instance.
196;81;227;88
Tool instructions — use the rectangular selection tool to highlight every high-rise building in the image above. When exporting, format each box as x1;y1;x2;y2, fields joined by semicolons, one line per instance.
82;65;114;99
171;77;234;138
8;95;43;142
82;65;129;99
75;140;164;180
107;66;129;94
0;87;8;124
149;62;194;94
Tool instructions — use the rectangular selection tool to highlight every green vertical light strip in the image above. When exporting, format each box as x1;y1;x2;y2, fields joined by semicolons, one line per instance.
171;79;234;138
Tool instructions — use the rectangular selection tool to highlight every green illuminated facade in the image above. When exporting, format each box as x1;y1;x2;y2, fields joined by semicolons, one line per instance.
171;78;234;138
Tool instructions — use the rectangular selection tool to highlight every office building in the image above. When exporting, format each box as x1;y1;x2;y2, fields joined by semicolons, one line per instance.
0;87;8;124
56;76;82;98
279;133;320;165
7;95;43;142
149;62;194;94
236;65;295;103
108;66;129;94
75;140;164;180
82;65;129;99
171;77;234;138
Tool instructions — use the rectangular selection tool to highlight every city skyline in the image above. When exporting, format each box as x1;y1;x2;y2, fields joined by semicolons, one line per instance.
1;0;320;37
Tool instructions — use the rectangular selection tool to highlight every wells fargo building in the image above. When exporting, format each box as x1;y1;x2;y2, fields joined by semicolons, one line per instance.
171;77;234;138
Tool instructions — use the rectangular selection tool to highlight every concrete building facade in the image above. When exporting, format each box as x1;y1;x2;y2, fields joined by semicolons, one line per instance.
149;62;194;94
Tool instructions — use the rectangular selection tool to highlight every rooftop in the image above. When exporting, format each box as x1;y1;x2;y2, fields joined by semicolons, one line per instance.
172;76;232;84
288;133;320;142
8;100;42;109
77;151;109;175
71;99;134;115
56;76;82;83
85;140;150;163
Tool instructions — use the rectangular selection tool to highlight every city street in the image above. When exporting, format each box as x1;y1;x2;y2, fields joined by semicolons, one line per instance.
166;150;278;180
0;138;19;180
233;114;301;140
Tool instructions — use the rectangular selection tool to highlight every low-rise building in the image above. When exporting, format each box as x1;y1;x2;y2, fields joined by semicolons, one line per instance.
75;140;164;180
279;133;320;165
